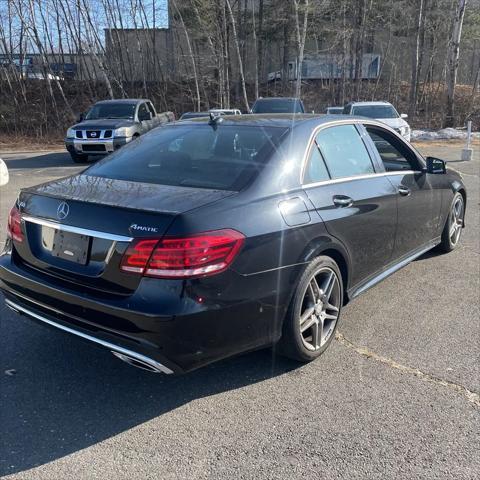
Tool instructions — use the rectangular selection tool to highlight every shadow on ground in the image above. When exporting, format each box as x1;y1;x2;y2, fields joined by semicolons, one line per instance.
0;312;299;476
3;152;97;170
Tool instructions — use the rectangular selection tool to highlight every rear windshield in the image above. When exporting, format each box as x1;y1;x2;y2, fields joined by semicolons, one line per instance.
252;99;304;114
351;105;398;119
85;124;288;191
86;103;136;120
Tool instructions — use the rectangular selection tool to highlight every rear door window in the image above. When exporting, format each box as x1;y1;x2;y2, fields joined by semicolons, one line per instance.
316;125;375;179
86;125;288;191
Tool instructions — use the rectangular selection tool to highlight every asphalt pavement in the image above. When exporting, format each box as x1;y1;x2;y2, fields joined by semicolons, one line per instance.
0;145;479;479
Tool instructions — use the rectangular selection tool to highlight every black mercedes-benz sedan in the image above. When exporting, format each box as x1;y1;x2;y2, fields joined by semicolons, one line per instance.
0;115;466;374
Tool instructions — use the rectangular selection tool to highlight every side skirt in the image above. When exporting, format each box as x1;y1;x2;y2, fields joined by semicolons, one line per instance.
348;239;440;300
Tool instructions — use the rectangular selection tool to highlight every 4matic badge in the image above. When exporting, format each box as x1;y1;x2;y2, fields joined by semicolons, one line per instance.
129;223;159;233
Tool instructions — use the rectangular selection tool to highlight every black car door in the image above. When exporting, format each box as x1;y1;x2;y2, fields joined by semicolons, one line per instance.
303;123;398;288
363;124;442;261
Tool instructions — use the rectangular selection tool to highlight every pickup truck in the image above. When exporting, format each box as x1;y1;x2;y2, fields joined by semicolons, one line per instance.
65;99;174;163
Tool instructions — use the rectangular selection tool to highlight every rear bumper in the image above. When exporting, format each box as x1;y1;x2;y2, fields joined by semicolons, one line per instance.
65;137;131;155
0;249;296;373
4;296;174;374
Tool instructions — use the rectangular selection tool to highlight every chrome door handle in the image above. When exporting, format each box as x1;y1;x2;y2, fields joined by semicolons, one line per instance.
333;195;353;207
398;186;411;196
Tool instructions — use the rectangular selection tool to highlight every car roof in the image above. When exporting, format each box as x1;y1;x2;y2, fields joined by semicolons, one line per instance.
347;101;393;106
254;97;302;102
174;113;370;128
95;99;147;105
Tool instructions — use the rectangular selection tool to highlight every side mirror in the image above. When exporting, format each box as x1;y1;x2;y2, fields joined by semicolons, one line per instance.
78;112;84;122
400;113;408;119
0;158;9;186
426;156;446;174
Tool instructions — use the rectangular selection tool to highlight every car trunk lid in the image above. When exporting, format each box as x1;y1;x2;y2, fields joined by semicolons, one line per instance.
15;174;234;294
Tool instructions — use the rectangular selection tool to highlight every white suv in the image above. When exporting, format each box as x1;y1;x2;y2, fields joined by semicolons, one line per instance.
344;101;411;142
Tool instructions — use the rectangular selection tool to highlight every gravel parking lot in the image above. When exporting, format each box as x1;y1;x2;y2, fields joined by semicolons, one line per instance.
0;144;479;479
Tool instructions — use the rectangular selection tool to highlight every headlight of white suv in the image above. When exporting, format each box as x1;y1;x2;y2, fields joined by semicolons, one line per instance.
399;126;410;136
66;128;76;138
114;127;129;137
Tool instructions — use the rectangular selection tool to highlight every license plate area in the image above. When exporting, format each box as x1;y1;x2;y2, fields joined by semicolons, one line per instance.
42;227;90;265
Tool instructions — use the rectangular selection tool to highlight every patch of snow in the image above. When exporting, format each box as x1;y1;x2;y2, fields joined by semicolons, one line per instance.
411;128;480;141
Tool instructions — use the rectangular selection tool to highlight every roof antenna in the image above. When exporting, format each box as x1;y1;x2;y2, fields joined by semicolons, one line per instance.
208;112;224;129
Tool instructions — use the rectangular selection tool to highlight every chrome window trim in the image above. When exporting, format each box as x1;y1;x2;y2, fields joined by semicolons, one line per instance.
21;215;133;242
302;170;417;189
299;118;424;185
4;298;173;374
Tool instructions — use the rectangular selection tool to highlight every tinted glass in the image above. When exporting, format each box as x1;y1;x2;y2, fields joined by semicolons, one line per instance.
366;127;420;172
304;145;330;183
252;99;304;114
316;125;374;178
138;103;149;119
351;105;398;119
146;102;155;115
86;103;136;120
86;125;288;191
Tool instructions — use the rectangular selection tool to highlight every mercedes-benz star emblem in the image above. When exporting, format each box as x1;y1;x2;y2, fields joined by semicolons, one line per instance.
57;202;70;220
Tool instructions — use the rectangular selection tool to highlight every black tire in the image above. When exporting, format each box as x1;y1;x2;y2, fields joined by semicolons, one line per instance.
278;255;344;363
69;151;89;163
438;192;464;253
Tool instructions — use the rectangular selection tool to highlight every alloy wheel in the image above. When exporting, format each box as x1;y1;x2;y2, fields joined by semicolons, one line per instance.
449;196;464;246
299;267;341;351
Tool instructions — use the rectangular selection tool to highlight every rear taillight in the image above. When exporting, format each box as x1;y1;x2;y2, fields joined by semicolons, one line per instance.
120;229;244;279
7;206;24;243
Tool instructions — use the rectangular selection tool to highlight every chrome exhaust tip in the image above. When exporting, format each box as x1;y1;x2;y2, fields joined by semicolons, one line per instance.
111;351;171;374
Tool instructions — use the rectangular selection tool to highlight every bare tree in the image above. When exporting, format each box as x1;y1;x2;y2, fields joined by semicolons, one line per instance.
445;0;469;127
225;0;249;111
292;0;309;99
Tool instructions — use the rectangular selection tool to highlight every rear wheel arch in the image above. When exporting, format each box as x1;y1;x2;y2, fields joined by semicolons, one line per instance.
319;248;349;304
298;239;351;305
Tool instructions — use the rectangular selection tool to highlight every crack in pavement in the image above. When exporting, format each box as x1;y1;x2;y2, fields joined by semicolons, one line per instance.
335;332;480;407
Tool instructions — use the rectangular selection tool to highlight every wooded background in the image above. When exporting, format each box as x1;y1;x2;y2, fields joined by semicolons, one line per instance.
0;0;479;140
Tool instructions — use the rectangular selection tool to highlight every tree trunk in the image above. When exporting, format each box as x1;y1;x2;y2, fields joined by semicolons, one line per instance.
225;0;249;111
172;0;201;111
408;0;425;118
444;0;468;128
293;0;309;99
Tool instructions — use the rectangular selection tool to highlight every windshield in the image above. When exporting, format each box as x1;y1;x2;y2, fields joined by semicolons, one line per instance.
252;99;304;114
86;124;288;191
352;105;398;119
85;103;136;120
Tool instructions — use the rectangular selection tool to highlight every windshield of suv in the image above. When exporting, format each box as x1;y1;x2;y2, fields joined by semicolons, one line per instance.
86;124;288;191
85;103;136;120
252;99;304;114
351;105;399;119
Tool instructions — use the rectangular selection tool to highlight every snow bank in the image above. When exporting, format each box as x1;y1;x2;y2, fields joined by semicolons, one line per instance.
411;128;480;141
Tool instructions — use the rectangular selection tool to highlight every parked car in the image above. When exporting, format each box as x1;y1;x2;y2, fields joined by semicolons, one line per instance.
326;106;344;114
209;108;242;115
343;101;411;141
0;158;9;186
179;112;211;120
251;97;305;114
1;115;466;374
65;99;174;163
